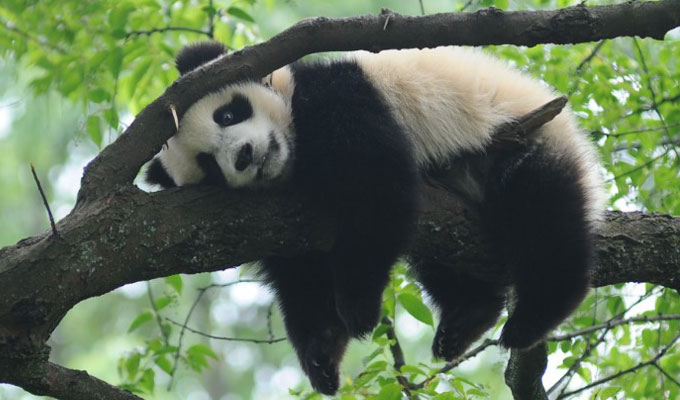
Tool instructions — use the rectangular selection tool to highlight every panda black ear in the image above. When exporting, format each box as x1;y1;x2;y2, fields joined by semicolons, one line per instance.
175;41;227;75
146;158;177;188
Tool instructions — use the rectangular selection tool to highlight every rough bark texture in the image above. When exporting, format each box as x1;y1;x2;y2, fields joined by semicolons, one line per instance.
1;2;680;400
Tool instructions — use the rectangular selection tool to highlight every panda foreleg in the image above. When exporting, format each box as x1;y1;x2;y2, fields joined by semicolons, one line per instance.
328;174;421;339
259;252;349;395
412;261;505;361
484;145;595;349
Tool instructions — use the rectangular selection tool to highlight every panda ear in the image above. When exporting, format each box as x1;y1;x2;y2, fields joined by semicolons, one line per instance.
145;158;176;188
175;41;227;75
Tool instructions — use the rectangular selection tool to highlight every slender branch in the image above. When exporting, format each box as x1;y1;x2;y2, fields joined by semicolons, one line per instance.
569;40;606;96
77;0;680;199
29;164;58;237
413;339;499;389
167;278;264;389
0;18;66;53
608;149;670;182
576;40;606;72
557;333;680;399
591;122;680;138
551;288;664;396
207;0;215;38
165;318;286;343
633;38;680;161
147;282;170;346
382;317;417;397
168;284;208;389
549;326;611;396
548;314;680;342
653;363;680;388
125;26;212;40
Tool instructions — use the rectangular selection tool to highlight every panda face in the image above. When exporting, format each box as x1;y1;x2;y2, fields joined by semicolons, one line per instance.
159;82;293;188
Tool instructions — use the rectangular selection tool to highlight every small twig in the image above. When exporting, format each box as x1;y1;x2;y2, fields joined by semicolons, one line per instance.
418;0;426;15
557;333;680;399
591;122;680;138
382;317;418;398
490;96;568;150
165;317;286;343
608;149;670;182
413;338;499;389
633;38;680;161
168;278;263;389
460;0;476;12
207;0;215;38
569;40;606;96
548;314;680;342
147;282;170;346
550;326;611;396
125;26;212;40
30;163;58;237
575;40;605;72
653;363;680;388
266;302;276;342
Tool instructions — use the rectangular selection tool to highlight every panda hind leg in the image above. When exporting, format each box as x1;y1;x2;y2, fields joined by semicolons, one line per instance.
412;261;506;361
259;252;348;395
484;146;595;349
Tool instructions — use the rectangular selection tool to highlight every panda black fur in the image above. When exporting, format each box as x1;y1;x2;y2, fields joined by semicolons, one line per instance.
146;41;603;395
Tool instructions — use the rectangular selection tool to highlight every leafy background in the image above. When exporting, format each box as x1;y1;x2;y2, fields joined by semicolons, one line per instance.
0;0;678;399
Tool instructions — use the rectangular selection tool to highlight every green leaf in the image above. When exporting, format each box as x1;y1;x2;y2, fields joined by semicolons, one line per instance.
154;296;172;310
86;115;102;147
432;393;460;400
187;344;219;360
227;7;255;22
154;355;173;375
138;368;155;393
125;352;141;377
104;108;119;130
598;386;621;399
107;47;124;77
372;323;389;340
89;88;110;103
398;293;433;326
164;274;183;294
375;383;402;400
108;4;136;30
362;348;383;366
128;310;153;332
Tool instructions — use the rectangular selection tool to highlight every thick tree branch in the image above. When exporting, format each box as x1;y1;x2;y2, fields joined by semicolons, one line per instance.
78;0;680;200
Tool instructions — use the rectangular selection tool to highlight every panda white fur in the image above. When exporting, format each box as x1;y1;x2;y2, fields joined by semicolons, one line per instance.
147;41;603;395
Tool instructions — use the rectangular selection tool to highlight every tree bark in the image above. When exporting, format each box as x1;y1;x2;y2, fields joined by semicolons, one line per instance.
2;2;680;399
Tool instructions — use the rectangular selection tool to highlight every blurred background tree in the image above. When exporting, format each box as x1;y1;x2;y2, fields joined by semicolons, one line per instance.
0;0;678;399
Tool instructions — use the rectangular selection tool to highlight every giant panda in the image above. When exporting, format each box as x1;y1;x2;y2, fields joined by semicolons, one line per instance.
146;41;604;395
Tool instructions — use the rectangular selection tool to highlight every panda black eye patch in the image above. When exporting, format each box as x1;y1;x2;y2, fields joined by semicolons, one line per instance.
213;94;253;127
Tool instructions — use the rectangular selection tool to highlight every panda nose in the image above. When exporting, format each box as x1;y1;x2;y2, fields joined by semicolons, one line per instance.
235;143;253;171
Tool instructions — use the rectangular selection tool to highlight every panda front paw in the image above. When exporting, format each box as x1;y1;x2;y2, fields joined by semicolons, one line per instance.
334;293;381;338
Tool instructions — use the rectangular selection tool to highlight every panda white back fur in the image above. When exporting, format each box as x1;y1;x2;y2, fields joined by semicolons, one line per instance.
147;42;603;395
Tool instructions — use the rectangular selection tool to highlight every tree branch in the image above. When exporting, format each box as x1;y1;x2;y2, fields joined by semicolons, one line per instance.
77;0;680;200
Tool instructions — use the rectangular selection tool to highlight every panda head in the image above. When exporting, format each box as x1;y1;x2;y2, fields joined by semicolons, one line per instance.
146;41;294;189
